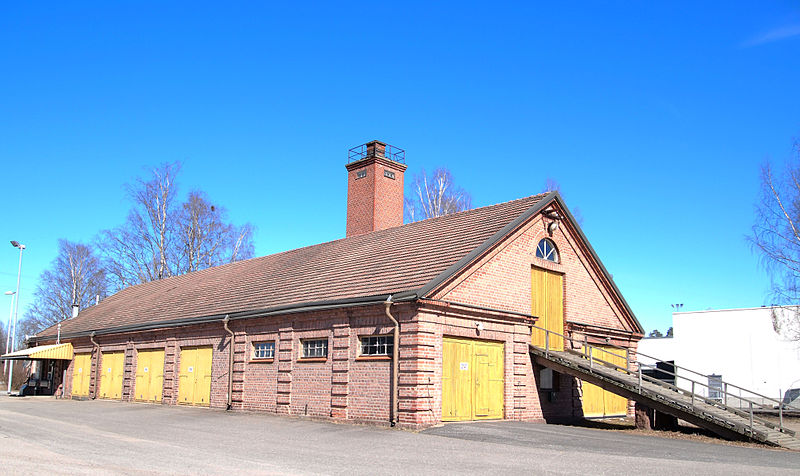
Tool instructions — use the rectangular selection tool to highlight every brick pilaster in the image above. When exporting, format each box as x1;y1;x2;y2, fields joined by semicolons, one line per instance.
231;331;247;409
330;319;350;418
276;325;294;414
163;337;178;404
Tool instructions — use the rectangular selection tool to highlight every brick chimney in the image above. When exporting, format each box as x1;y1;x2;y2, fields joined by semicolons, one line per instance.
345;140;407;237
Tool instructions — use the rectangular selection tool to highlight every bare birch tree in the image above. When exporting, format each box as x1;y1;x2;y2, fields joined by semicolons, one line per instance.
404;168;472;222
98;162;181;288
175;191;255;273
23;240;107;332
98;162;255;290
751;141;800;340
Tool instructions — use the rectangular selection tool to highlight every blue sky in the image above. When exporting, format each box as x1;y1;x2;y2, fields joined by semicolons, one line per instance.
1;2;799;335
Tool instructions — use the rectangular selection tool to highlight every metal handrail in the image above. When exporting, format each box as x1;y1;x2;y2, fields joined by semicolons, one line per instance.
532;324;797;438
571;331;800;413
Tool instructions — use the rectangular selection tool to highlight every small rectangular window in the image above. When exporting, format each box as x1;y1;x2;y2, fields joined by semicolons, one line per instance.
540;368;554;390
384;170;395;180
708;374;723;401
356;169;367;179
252;342;275;360
302;339;328;358
360;335;393;356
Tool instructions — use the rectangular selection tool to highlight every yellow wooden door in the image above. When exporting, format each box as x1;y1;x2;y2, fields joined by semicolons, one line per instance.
442;337;504;421
98;352;124;399
178;347;212;406
581;345;629;417
178;347;196;405
193;347;212;406
531;268;564;351
135;350;150;401
135;349;165;402
474;341;504;419
71;353;92;397
148;350;165;402
442;338;473;421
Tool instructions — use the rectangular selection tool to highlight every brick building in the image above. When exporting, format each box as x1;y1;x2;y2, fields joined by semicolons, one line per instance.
28;140;643;428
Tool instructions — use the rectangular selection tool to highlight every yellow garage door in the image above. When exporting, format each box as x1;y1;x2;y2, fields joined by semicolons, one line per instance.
178;346;212;406
442;337;504;421
531;268;564;351
71;353;92;397
581;345;629;418
98;351;125;399
135;349;165;403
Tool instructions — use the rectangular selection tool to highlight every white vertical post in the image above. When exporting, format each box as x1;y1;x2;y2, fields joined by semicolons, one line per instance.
625;347;630;372
691;381;695;408
638;367;642;393
7;243;25;395
749;401;754;436
779;389;784;430
545;331;549;358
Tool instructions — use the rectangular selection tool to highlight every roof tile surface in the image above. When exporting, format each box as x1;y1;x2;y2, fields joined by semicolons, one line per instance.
40;194;547;337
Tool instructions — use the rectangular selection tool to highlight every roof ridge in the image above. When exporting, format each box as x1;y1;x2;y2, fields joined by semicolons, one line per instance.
116;193;550;291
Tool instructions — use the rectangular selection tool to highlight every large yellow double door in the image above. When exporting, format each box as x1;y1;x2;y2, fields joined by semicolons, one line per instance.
135;349;165;403
178;346;212;406
98;351;125;399
442;337;504;421
71;353;92;397
581;345;629;417
531;268;564;351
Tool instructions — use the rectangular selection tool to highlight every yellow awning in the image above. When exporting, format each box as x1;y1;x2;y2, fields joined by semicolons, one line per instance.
0;343;74;360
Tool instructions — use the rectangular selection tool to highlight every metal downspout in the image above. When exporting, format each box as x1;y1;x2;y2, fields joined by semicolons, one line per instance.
223;315;234;411
89;331;99;399
384;295;399;427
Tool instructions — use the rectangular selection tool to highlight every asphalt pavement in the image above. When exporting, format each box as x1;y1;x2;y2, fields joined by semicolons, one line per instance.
0;397;798;475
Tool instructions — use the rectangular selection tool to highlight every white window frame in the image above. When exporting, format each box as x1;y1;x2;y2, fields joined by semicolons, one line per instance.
302;339;328;359
252;341;275;360
360;335;393;357
535;238;559;263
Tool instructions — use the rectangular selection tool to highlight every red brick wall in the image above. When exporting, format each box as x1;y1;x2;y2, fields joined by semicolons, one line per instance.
59;200;639;426
431;203;640;419
345;157;407;237
437;211;633;333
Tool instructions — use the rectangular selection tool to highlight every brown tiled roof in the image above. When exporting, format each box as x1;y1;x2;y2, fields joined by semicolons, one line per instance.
37;194;550;338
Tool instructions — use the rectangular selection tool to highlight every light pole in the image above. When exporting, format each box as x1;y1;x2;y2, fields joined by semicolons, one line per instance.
4;291;14;374
8;241;25;395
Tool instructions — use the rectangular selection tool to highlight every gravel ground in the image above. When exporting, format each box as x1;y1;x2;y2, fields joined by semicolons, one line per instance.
2;397;800;475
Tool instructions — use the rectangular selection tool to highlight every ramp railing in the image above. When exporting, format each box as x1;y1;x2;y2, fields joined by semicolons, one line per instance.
535;324;798;438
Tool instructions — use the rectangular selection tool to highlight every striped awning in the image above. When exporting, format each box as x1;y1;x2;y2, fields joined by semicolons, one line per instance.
0;343;74;360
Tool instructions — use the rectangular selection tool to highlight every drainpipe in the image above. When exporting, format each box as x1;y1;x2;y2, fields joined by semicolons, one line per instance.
222;315;234;411
89;331;99;399
384;295;400;427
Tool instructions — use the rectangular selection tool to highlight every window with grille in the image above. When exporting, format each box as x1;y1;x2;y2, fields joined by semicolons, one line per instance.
708;374;723;401
535;238;559;262
302;339;328;358
360;336;393;356
252;342;275;360
356;169;367;179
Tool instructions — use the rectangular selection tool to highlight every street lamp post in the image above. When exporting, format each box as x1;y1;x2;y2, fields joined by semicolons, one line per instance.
4;291;15;374
8;241;25;395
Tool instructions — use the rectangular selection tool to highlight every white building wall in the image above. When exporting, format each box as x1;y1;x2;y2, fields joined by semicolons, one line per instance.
639;307;800;405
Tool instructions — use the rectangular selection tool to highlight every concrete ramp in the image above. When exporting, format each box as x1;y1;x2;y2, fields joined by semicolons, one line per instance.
530;344;800;450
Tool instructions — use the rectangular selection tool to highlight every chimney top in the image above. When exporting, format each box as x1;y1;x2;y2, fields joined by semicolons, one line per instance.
344;139;407;237
348;140;405;165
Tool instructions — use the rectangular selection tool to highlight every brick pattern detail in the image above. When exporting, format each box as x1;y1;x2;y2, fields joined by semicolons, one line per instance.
345;154;407;237
330;318;350;419
276;325;294;413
